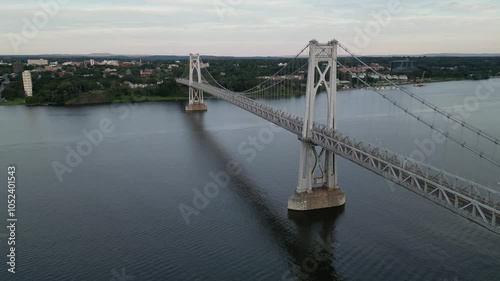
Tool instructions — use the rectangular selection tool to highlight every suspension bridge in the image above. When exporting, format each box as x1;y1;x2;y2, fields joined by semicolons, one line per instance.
176;39;500;235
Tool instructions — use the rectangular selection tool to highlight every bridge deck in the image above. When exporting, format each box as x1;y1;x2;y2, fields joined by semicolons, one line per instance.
177;78;500;235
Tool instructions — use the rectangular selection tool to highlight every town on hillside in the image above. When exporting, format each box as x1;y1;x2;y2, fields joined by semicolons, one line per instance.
0;56;499;105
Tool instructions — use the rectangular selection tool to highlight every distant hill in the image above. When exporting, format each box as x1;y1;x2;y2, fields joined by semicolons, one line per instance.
357;53;500;58
1;53;500;60
421;53;500;57
87;53;115;57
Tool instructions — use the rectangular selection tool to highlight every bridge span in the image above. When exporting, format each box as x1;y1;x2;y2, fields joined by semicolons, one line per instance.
177;78;500;235
176;39;500;235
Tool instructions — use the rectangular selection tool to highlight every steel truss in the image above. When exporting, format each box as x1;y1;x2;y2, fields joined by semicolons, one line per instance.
176;77;500;234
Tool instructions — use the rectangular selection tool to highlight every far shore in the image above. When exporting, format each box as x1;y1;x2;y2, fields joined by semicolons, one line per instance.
1;77;497;107
0;96;189;107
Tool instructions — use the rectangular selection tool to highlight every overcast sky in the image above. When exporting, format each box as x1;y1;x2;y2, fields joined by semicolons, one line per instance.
1;0;499;56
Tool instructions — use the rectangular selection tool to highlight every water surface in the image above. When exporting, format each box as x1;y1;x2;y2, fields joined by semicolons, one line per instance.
0;79;499;280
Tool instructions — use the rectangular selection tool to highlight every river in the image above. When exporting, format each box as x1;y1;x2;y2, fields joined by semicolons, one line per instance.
0;79;499;280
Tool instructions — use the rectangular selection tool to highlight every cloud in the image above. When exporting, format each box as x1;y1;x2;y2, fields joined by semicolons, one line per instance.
1;0;499;55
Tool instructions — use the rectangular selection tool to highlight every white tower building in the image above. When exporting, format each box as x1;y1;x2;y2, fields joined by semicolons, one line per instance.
22;71;33;97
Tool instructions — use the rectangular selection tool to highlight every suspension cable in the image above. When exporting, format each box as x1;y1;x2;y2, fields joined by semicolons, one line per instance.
335;58;500;169
180;64;188;79
337;42;500;148
241;43;310;93
202;67;229;90
242;62;309;96
198;53;309;97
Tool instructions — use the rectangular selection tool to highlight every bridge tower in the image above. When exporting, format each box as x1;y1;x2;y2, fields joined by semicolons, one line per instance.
288;40;346;211
186;53;208;111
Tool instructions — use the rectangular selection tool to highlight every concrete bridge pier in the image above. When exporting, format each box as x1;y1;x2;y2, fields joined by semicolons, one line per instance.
186;103;207;111
186;87;207;111
288;139;346;211
288;188;345;211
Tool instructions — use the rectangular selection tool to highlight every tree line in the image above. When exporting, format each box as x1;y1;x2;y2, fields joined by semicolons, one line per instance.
1;55;499;105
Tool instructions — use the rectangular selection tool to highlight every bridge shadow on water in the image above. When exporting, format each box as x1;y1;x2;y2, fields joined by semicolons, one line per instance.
184;110;346;281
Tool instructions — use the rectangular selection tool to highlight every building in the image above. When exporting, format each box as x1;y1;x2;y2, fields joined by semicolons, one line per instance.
0;74;10;98
27;59;49;66
62;61;82;67
124;81;154;89
390;59;416;72
352;73;367;79
12;63;24;74
103;68;118;77
120;61;141;67
140;69;154;77
257;74;305;81
58;72;74;77
369;63;384;71
83;60;97;67
100;60;119;67
44;65;62;72
22;71;33;97
339;65;369;73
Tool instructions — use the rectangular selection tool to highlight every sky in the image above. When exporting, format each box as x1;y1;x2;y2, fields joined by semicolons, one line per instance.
1;0;499;56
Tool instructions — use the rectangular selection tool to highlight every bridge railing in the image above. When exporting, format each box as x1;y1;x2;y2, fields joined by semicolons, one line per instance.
312;124;500;208
177;78;500;211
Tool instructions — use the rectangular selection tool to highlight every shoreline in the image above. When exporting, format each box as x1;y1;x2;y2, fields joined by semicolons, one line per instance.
1;77;497;107
0;96;188;107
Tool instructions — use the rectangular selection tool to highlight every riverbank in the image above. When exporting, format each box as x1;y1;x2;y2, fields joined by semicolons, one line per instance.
112;96;188;103
0;98;25;106
0;95;188;106
372;77;467;87
0;77;495;106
